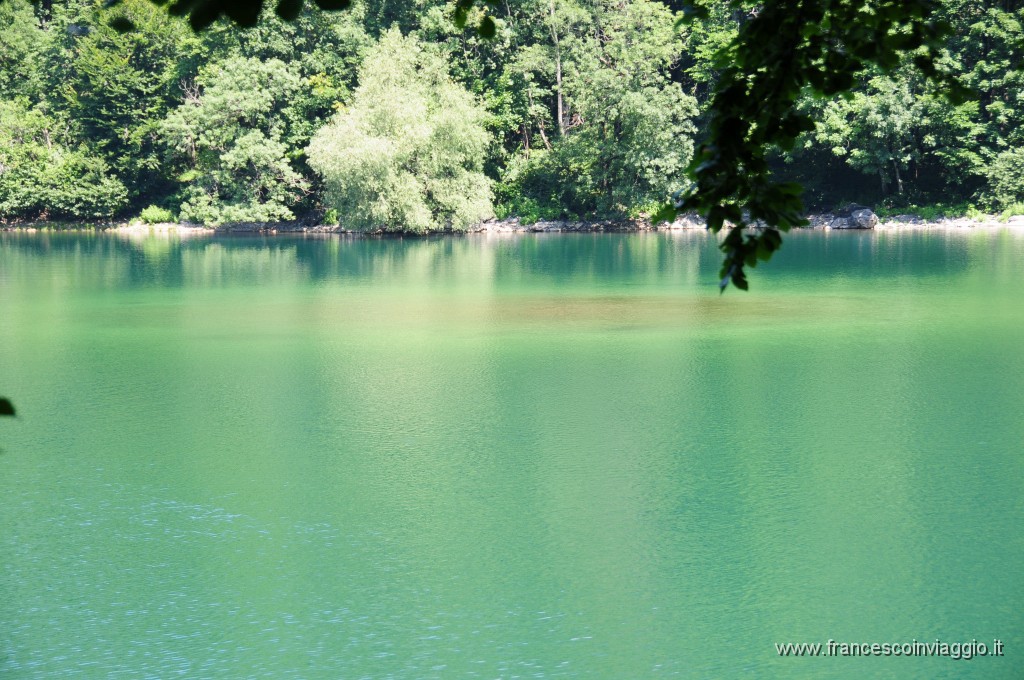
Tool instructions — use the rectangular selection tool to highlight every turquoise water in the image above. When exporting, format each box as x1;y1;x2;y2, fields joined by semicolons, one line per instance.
1;229;1022;678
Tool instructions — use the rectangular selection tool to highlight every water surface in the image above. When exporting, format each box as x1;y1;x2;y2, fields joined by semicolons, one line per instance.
1;230;1022;678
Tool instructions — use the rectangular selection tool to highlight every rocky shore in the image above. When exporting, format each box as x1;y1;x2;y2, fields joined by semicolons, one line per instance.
4;210;1023;236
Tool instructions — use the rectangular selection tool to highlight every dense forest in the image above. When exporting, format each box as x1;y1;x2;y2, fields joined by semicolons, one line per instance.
1;0;1022;230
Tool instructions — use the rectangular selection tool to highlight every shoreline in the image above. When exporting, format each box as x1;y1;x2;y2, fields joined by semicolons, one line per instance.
3;213;1023;236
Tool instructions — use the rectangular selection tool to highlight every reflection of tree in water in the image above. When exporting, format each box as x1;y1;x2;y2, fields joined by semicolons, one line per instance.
0;231;984;296
0;228;1012;438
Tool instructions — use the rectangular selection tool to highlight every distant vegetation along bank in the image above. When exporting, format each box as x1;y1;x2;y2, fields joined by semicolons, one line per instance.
2;0;1023;229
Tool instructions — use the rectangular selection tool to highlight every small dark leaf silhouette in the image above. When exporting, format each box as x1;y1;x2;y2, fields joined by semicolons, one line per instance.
0;398;14;417
276;0;302;21
314;0;351;10
109;16;136;32
188;2;222;30
226;0;262;26
478;16;496;38
451;0;475;28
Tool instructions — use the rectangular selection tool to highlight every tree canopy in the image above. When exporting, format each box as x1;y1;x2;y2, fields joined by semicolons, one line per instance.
307;29;494;232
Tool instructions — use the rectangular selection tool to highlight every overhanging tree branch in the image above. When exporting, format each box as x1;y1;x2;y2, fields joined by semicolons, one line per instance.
650;0;971;290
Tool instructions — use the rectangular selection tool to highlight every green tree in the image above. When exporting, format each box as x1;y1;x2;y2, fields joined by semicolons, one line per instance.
984;147;1024;209
199;2;372;155
942;0;1024;150
51;0;203;204
497;0;697;218
558;0;697;214
0;0;45;101
0;98;128;220
306;29;493;232
813;71;933;196
160;56;310;224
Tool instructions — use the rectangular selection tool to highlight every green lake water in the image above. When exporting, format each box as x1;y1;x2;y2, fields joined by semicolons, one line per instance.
1;229;1022;678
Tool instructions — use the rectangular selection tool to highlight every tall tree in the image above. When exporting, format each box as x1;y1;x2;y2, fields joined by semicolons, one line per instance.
306;29;493;232
51;0;203;204
501;0;697;218
0;0;45;101
160;56;310;224
0;98;128;219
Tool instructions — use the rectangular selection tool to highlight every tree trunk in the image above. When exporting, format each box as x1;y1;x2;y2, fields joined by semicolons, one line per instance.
549;0;565;136
527;89;552;150
537;118;553;150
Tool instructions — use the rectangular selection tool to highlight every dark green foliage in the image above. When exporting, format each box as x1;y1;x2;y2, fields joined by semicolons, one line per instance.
666;0;972;289
0;0;44;101
0;398;14;416
49;0;204;205
984;148;1024;210
525;0;698;217
199;2;370;156
161;57;310;224
0;100;129;220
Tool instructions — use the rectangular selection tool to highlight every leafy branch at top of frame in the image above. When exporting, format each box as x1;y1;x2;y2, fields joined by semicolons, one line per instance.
94;0;505;34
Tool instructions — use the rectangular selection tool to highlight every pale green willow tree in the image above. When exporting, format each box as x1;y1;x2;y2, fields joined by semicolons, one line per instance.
306;29;493;232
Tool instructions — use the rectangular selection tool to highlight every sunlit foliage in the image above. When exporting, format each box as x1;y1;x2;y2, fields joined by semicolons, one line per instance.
306;29;492;232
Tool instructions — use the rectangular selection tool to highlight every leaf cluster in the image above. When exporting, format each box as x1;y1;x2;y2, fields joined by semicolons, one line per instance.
647;0;972;290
